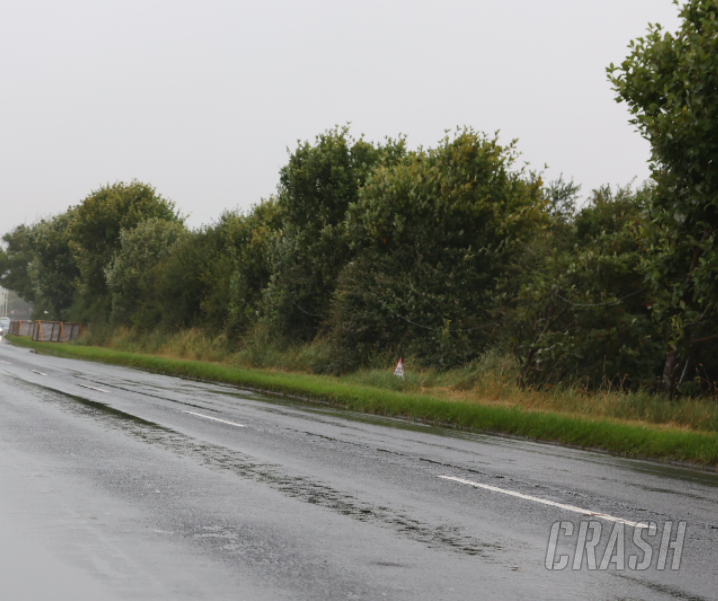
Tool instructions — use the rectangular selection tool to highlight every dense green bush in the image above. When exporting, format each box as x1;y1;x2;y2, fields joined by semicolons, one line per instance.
225;198;281;334
261;126;406;341
27;212;80;320
510;185;664;389
68;180;181;323
4;89;718;396
1;224;39;306
149;213;236;332
105;218;188;328
609;0;718;394
328;129;547;370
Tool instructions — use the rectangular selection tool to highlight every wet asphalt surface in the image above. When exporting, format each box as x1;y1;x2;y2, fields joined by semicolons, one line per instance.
0;341;717;601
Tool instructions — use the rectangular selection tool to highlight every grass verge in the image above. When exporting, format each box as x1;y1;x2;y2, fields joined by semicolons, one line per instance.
7;335;718;468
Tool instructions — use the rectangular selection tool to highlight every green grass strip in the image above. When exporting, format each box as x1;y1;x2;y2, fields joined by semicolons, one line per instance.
7;336;718;468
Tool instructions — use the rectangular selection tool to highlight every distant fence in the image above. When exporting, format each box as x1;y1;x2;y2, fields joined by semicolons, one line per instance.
9;320;84;342
8;320;33;336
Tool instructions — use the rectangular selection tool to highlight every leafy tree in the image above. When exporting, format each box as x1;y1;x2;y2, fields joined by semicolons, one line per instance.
151;213;237;332
511;185;662;388
544;175;581;224
263;126;406;341
141;202;281;337
329;128;547;369
28;212;80;320
0;224;38;304
608;0;718;394
105;218;187;327
69;180;181;321
226;198;282;333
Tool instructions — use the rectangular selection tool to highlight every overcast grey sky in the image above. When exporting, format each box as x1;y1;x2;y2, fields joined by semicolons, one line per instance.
1;0;681;236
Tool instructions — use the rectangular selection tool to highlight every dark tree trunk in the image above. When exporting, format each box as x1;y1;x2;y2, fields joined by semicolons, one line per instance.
662;350;678;397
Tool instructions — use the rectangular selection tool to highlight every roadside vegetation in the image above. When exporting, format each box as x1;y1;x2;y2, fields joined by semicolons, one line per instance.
3;1;718;464
93;327;718;435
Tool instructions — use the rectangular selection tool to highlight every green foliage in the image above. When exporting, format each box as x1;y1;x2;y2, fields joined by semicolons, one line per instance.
512;185;663;388
263;126;406;341
28;212;80;319
9;101;718;396
105;218;187;328
0;224;38;304
68;180;181;321
609;0;718;393
329;128;547;370
609;1;718;199
151;213;238;332
0;214;80;319
225;198;282;333
544;175;581;224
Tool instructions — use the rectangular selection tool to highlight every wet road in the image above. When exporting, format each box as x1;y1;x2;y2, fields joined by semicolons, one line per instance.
0;341;717;601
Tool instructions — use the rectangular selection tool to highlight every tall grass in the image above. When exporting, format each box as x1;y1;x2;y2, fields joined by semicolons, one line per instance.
90;328;718;434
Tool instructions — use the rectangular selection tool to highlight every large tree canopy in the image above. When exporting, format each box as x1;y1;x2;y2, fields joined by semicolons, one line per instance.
68;180;181;321
510;185;662;388
329;129;547;369
263;126;406;341
105;218;187;328
28;212;80;320
609;0;718;394
0;224;37;304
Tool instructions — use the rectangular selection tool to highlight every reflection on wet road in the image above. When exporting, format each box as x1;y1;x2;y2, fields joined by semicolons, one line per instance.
0;341;716;600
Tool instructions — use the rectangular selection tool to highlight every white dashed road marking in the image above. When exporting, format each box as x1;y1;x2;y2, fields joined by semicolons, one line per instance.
79;384;110;393
182;410;246;428
438;475;640;527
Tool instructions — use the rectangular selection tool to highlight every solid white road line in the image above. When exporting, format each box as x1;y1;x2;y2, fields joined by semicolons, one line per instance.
0;360;11;364
30;370;48;376
182;410;246;428
78;384;110;393
438;475;640;527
